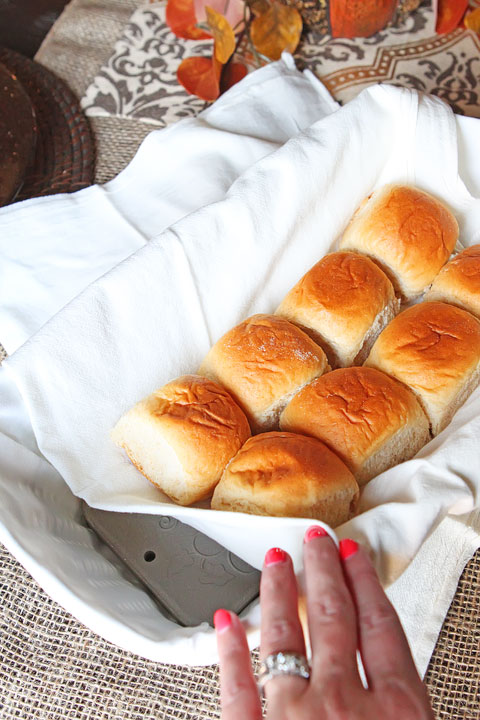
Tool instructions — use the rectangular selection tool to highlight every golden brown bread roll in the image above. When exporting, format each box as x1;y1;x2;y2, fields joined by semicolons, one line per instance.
211;431;359;526
280;367;429;485
198;314;329;433
365;302;480;436
339;184;459;300
276;251;399;368
425;244;480;319
111;375;251;505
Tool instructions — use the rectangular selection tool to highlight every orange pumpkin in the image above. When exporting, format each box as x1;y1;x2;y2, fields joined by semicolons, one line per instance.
329;0;397;38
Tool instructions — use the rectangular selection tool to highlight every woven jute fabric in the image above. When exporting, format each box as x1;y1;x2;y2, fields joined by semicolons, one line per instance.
0;543;222;720
36;0;155;184
35;0;139;102
0;0;478;717
424;550;480;719
0;539;479;719
35;0;143;185
89;116;152;184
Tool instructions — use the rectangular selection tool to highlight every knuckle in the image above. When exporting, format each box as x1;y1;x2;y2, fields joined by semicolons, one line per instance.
223;676;254;704
309;588;349;622
359;600;396;634
262;572;286;597
322;684;354;720
354;562;382;590
312;647;356;680
263;616;300;649
380;677;431;719
263;675;308;702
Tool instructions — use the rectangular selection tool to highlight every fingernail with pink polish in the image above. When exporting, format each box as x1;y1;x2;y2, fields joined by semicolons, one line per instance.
214;608;232;633
264;547;287;567
304;525;329;544
339;538;359;560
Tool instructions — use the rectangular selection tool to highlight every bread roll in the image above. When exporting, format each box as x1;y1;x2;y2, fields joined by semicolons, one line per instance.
276;251;399;368
365;302;480;436
111;375;251;505
339;184;459;300
211;431;359;526
280;367;429;485
198;314;329;432
426;244;480;319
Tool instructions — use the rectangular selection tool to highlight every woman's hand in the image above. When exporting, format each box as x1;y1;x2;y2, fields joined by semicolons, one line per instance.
214;528;434;719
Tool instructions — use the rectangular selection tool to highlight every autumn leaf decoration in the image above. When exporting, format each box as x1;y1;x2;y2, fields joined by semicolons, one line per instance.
435;0;480;36
250;1;302;61
464;6;480;34
166;0;302;101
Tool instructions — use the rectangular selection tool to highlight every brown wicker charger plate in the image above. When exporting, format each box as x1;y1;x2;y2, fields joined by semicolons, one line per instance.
0;60;36;205
0;47;94;201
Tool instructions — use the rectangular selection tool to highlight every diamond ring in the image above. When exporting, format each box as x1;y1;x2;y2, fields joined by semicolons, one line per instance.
257;651;310;695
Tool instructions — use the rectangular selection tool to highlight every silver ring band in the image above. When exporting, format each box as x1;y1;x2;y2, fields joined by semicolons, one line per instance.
257;652;310;694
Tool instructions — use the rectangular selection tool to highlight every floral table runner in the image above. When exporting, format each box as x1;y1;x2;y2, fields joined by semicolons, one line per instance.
81;0;480;125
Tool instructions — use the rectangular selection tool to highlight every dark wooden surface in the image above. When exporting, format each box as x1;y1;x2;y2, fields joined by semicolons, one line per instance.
0;0;69;57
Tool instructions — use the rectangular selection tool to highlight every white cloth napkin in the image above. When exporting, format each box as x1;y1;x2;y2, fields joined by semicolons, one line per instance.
6;79;480;571
0;55;336;354
1;58;480;669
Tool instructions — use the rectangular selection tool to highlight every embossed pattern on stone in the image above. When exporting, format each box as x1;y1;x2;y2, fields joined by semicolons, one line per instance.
83;506;260;626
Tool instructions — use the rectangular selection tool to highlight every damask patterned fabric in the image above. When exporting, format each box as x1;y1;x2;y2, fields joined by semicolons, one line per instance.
81;4;208;124
81;0;480;125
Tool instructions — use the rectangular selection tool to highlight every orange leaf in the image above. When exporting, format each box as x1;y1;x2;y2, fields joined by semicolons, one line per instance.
220;61;248;93
166;0;211;40
195;0;246;31
250;2;302;61
205;6;236;62
465;7;480;33
436;0;468;33
177;55;222;101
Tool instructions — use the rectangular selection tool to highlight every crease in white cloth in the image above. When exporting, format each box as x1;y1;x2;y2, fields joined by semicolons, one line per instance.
0;55;338;355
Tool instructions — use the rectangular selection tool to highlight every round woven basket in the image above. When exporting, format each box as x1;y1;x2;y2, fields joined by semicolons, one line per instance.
0;47;94;201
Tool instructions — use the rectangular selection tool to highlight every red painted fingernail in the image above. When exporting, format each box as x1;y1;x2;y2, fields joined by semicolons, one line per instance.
304;525;329;544
339;539;359;560
264;547;287;567
214;608;232;633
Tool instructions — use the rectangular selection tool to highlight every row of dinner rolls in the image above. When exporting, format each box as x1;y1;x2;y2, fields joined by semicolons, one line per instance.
111;374;360;527
112;185;480;527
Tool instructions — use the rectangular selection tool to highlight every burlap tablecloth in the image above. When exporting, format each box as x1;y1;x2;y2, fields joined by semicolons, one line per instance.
1;1;479;717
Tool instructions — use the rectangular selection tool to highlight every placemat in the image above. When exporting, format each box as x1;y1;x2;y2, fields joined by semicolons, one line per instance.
0;47;94;200
0;539;478;718
0;1;478;718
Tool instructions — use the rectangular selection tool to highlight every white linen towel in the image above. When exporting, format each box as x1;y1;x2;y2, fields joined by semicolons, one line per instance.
0;55;337;354
6;80;480;577
1;59;480;669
